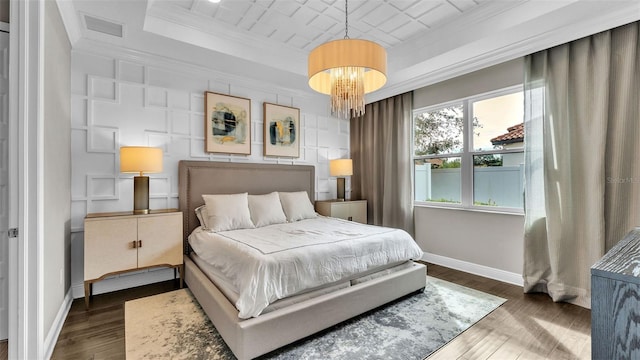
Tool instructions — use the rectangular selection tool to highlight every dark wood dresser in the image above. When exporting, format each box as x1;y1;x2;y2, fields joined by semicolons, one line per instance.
591;228;640;359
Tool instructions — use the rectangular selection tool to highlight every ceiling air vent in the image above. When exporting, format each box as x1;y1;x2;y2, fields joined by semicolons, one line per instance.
84;15;123;38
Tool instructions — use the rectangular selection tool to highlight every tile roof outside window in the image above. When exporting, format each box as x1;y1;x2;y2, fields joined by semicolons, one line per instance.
490;123;524;146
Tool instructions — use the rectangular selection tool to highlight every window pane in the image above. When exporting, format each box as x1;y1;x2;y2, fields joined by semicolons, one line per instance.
471;92;524;151
414;104;464;156
415;157;461;203
473;154;523;208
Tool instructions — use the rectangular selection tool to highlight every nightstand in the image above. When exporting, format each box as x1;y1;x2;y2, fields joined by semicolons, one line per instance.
83;209;183;308
315;200;367;224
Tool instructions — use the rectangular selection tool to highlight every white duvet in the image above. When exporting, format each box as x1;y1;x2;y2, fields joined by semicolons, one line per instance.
188;216;424;319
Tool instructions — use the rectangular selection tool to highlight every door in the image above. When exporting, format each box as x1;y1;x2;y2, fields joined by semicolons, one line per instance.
0;29;9;341
137;213;182;268
84;217;138;280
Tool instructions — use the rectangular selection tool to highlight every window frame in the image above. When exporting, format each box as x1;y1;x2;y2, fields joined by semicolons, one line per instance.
412;85;524;214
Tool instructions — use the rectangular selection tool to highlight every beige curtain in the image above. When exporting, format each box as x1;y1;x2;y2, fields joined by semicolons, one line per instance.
524;22;640;307
350;92;413;234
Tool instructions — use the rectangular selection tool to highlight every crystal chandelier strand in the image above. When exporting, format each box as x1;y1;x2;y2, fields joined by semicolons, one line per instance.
330;66;365;119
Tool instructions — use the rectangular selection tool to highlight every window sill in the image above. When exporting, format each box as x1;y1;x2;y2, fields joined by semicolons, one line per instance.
413;202;524;216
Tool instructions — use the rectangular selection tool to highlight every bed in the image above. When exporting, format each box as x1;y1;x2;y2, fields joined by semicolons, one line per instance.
178;160;426;360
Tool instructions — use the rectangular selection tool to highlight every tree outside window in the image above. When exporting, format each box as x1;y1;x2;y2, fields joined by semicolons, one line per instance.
413;88;524;211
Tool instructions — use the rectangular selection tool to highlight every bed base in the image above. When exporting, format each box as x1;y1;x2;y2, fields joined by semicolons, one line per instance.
185;256;426;360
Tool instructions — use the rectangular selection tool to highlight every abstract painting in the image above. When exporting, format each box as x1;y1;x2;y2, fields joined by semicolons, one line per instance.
263;103;300;158
205;91;251;155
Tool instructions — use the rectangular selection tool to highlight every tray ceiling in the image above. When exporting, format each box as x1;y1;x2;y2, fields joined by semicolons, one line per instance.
60;0;640;103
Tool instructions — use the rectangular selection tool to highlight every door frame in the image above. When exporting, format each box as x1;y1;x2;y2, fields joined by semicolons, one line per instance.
0;21;7;342
8;1;43;359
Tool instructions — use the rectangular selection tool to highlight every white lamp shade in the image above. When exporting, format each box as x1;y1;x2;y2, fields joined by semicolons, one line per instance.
120;147;163;174
330;159;353;177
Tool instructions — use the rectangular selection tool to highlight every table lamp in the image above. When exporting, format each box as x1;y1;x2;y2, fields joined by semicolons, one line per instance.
120;146;163;214
330;159;353;201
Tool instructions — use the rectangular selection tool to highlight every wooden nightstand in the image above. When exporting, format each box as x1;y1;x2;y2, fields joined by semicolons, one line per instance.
83;209;183;308
315;200;367;224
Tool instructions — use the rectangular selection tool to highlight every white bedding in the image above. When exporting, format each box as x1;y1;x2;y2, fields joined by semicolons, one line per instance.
188;216;424;319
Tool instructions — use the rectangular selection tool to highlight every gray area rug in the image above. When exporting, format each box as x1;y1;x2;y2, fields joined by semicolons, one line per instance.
125;276;506;359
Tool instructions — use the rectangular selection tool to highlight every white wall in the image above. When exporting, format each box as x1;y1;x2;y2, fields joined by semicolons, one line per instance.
413;58;524;109
413;58;525;283
70;48;350;298
43;0;71;345
415;207;524;282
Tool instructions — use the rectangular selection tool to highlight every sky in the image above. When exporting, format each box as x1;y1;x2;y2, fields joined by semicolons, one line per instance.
472;91;524;150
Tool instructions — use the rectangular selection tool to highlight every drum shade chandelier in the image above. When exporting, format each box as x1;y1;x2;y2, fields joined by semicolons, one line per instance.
307;0;387;120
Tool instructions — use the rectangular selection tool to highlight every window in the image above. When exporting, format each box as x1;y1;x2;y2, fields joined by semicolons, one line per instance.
413;86;524;212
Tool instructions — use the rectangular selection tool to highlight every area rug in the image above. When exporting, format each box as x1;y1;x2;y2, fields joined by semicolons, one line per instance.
125;276;505;359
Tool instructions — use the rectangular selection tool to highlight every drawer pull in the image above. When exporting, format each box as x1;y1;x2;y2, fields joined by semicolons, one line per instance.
138;240;143;248
348;216;353;221
132;240;137;249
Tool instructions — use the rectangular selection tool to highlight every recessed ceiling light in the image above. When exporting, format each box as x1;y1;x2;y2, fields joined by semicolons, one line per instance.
208;0;221;3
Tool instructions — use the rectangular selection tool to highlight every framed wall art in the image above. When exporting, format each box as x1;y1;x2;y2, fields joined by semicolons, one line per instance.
263;103;300;158
205;91;251;155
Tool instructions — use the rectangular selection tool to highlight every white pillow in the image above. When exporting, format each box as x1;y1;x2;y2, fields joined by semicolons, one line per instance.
195;205;209;229
202;193;255;232
248;192;287;227
278;191;317;222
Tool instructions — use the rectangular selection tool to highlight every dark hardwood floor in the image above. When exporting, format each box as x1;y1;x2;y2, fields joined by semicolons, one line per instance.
0;340;7;360
52;280;180;359
50;264;591;359
426;264;591;360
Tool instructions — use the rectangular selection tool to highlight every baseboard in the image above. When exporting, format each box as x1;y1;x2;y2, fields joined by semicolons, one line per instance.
422;252;524;287
72;267;176;299
43;288;73;360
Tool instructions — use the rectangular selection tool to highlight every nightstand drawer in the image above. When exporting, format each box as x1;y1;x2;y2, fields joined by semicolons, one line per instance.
84;217;138;280
137;214;183;268
315;200;367;224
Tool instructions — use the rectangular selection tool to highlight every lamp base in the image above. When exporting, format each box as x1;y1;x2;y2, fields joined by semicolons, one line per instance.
337;177;346;201
133;176;150;214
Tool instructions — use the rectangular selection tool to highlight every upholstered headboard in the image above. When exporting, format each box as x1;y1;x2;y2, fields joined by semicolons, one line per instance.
178;160;316;251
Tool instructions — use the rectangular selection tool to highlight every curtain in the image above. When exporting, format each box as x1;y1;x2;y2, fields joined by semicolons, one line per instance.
524;22;640;307
350;92;413;234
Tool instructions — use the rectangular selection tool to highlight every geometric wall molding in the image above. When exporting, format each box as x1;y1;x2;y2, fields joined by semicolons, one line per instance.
70;48;351;298
87;126;118;153
87;175;118;200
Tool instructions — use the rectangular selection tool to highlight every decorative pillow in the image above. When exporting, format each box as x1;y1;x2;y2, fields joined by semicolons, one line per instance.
201;193;255;232
278;191;317;222
248;192;287;227
194;205;209;229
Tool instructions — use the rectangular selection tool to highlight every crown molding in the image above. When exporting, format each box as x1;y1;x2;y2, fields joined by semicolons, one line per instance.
144;2;308;76
371;0;640;103
55;0;83;46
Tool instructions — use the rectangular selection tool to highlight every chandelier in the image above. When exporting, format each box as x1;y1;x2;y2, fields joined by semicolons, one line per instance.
307;0;387;120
